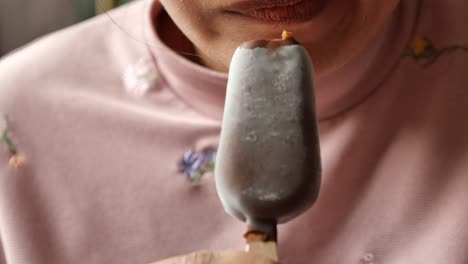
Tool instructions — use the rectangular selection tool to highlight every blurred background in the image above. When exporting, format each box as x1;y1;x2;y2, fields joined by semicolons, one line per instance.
0;0;132;56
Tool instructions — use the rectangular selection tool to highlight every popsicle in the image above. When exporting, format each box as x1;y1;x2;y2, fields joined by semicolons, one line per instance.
215;31;321;260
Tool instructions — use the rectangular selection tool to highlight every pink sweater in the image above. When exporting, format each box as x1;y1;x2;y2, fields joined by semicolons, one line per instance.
1;0;468;263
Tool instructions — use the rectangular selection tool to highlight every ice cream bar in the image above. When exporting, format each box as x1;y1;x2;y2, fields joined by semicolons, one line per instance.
215;32;321;242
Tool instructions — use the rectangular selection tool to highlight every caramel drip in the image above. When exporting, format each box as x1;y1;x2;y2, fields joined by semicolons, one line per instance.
281;30;293;40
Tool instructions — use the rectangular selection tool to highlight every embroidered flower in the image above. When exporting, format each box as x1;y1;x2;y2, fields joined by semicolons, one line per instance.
178;147;217;184
201;146;217;167
179;150;203;177
403;36;468;67
1;115;26;168
9;154;26;168
122;58;160;96
412;36;432;56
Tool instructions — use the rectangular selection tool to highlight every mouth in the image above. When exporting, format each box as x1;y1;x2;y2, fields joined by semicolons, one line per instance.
225;0;326;24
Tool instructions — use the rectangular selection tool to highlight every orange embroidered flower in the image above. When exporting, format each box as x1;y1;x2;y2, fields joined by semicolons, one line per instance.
403;35;468;68
412;37;430;56
9;154;26;169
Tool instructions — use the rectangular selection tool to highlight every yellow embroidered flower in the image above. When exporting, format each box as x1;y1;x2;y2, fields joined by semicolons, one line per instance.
9;154;26;168
412;37;429;56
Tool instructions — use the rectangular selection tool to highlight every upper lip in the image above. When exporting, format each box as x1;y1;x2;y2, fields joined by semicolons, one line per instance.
225;0;307;11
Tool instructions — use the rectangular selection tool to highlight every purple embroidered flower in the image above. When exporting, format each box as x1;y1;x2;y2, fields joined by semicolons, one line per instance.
201;146;217;164
178;147;217;184
178;150;202;178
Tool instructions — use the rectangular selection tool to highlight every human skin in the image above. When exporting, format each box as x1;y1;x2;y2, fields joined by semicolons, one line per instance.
158;0;401;75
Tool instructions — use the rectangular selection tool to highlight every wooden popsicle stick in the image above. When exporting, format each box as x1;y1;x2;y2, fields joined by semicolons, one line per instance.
245;232;279;262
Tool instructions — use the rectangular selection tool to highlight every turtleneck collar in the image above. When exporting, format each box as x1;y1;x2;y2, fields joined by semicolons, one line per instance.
143;0;420;122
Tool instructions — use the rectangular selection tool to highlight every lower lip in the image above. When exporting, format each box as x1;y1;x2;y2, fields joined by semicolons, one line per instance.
230;0;325;24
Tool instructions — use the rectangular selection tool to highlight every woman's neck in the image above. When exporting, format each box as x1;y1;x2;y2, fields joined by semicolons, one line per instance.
157;10;203;66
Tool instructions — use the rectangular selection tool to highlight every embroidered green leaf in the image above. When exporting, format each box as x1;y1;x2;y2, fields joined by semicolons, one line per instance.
403;36;468;67
1;115;17;154
191;163;216;185
207;162;215;172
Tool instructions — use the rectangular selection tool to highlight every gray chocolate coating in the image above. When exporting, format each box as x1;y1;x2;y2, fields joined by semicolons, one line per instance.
239;37;299;49
215;38;321;240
